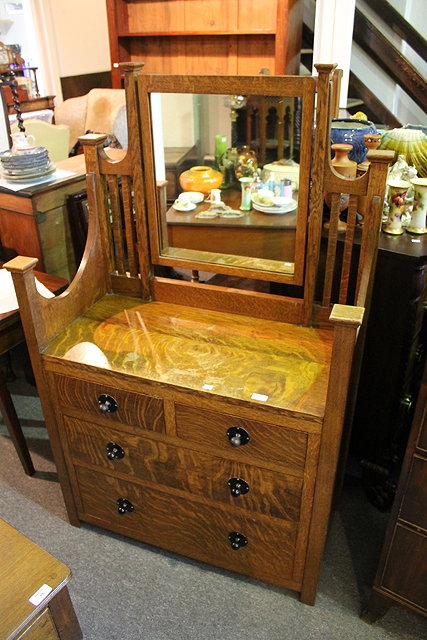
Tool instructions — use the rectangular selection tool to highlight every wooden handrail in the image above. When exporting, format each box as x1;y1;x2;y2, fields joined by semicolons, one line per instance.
353;8;427;113
364;0;427;62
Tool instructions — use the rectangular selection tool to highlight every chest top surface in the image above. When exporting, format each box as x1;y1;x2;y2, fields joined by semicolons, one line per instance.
44;295;333;417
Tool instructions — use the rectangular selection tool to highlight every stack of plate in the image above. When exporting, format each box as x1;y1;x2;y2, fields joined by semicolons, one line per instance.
0;147;55;181
251;195;297;215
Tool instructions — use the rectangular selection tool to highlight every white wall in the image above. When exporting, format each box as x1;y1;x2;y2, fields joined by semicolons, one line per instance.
45;0;110;78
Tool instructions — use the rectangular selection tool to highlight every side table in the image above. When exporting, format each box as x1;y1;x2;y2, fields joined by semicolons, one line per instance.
0;518;82;639
0;266;68;475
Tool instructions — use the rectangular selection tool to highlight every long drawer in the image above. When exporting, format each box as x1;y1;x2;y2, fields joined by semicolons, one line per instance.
64;415;303;521
52;374;165;433
75;466;299;588
175;403;308;472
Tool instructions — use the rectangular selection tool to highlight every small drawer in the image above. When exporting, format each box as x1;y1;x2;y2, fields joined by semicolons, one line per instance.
381;524;427;611
64;416;303;522
75;466;298;588
52;374;165;433
175;404;307;471
399;456;427;531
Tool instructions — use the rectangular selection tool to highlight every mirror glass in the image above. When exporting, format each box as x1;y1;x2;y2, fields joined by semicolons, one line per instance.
147;82;312;282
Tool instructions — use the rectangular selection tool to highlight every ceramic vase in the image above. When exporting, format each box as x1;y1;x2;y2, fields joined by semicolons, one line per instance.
325;143;357;212
383;180;411;235
239;177;253;211
330;118;377;164
179;165;223;196
407;177;427;234
235;145;258;179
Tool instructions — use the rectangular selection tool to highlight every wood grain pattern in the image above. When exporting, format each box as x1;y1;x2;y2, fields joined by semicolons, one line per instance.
75;466;299;589
53;374;165;433
64;415;303;521
19;609;59;639
175;404;308;471
0;519;81;640
45;296;333;415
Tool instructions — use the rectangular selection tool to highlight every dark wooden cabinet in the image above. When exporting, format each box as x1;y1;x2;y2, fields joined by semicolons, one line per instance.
362;361;427;622
351;233;427;509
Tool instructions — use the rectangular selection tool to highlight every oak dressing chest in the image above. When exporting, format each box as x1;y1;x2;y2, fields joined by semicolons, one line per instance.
5;64;393;605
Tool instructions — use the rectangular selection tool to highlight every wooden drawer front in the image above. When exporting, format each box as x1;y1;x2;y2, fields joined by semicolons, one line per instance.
75;466;298;587
65;416;303;522
381;524;427;612
18;609;59;640
175;404;307;471
53;375;165;433
399;456;427;531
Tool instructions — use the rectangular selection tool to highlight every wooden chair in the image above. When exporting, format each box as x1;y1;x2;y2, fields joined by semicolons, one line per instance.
5;63;393;606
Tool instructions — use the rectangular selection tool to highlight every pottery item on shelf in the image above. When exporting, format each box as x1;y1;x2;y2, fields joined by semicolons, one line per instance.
330;118;377;164
380;127;427;178
214;134;227;167
325;143;357;213
262;161;300;190
179;165;223;196
11;132;36;153
235;145;258;179
217;147;238;189
407;177;427;234
357;133;382;173
383;179;411;235
205;188;222;204
239;176;253;211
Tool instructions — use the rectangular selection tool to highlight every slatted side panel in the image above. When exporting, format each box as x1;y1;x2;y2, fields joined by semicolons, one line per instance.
318;193;361;312
104;174;140;278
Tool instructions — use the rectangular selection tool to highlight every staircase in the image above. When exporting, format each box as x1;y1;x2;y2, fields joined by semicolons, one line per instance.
301;0;427;128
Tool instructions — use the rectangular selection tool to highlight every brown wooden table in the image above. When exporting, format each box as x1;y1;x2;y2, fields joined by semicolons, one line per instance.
0;150;126;281
0;518;82;639
0;266;68;475
166;189;297;262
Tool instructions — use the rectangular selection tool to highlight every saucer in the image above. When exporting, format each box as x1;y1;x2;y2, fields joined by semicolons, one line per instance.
180;191;204;204
173;201;196;212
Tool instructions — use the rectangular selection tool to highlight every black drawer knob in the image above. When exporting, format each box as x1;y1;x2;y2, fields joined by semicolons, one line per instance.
228;531;248;550
227;426;250;447
98;394;118;414
117;497;134;514
228;477;249;497
106;442;125;460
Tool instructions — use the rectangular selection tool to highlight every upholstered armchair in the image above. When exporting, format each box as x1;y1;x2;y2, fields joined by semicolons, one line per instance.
55;88;126;152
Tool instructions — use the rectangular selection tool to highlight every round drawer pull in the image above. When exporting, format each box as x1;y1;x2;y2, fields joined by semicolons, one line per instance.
106;442;125;460
228;531;248;550
98;394;118;414
117;497;134;514
226;426;250;447
227;477;249;497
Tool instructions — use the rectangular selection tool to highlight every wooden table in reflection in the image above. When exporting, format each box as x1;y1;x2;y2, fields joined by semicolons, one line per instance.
166;190;297;262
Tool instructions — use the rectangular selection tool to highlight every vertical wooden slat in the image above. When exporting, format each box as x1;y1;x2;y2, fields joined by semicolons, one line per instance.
322;192;340;307
107;175;125;274
339;194;358;305
302;64;337;326
121;175;138;277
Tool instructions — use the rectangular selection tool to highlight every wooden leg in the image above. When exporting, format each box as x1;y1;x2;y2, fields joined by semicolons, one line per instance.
49;586;83;640
361;590;392;623
0;369;35;476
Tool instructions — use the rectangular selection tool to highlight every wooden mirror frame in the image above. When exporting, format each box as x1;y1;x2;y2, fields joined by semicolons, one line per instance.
137;74;316;286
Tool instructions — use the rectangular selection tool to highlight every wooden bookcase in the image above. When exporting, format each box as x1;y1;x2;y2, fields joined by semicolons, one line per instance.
106;0;304;87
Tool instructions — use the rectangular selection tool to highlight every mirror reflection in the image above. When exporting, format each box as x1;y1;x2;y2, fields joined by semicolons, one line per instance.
155;92;304;275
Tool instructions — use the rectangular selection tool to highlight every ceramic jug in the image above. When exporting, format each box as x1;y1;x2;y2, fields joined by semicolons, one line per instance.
11;132;36;153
